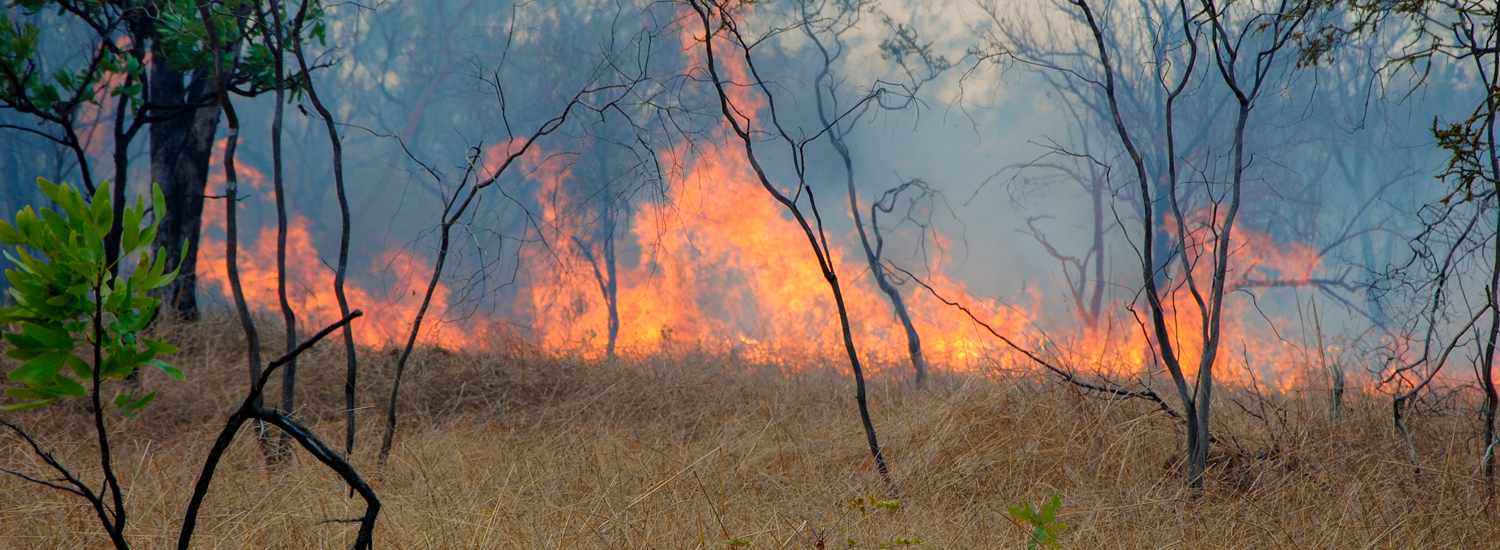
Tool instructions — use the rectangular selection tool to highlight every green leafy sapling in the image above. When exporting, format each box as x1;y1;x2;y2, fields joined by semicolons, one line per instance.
0;177;183;550
0;177;183;413
0;176;378;550
1007;493;1067;550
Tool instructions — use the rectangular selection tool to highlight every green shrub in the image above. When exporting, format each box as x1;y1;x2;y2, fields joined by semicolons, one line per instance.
0;178;181;412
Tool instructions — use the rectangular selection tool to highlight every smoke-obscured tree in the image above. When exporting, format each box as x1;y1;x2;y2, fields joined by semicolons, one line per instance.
979;0;1322;488
983;92;1115;329
1306;0;1500;482
681;0;944;483
799;0;954;389
0;0;328;321
374;0;665;463
544;134;654;360
980;0;1411;416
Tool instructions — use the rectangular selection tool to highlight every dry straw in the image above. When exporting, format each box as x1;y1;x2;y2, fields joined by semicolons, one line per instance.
2;316;1498;548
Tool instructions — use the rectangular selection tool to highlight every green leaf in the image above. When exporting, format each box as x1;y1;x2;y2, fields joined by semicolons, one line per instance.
147;359;184;380
38;179;85;225
4;346;44;361
114;390;155;417
4;332;46;352
0;219;22;245
5;387;57;401
7;350;67;383
22;322;71;350
142;338;178;355
34;83;58;108
120;197;142;252
50;374;86;397
39;208;71;242
137;224;157;254
90;181;112;234
100;355;133;379
111;83;142;98
63;353;90;379
0;398;54;411
123;392;154;413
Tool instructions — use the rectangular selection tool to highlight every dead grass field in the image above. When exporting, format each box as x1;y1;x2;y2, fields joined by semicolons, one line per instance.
3;317;1499;549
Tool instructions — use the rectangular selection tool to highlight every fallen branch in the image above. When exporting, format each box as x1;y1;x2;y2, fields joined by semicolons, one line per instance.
178;310;377;550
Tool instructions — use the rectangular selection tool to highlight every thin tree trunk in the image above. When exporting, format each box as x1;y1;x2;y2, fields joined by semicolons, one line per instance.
575;228;619;360
106;77;131;277
1481;210;1499;484
288;0;358;457
604;222;619;359
1479;47;1500;485
91;273;129;550
844;158;927;389
193;0;262;408
262;0;300;420
688;0;889;481
1073;0;1201;486
377;108;591;464
1311;297;1343;420
105;19;151;280
378;222;452;463
804;15;927;389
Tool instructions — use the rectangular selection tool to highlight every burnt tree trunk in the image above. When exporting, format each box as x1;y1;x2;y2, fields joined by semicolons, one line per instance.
149;55;220;321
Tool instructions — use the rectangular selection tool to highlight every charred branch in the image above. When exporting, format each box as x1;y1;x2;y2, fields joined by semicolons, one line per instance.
178;310;371;550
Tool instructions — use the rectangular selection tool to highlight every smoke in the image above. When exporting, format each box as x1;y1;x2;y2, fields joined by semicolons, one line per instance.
0;0;1477;388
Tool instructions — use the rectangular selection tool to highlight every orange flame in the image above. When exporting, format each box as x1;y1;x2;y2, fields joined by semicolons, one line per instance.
192;12;1340;390
196;141;487;349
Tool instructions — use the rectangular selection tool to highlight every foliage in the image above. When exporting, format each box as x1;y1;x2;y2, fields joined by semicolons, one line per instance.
1433;110;1497;205
0;0;328;141
153;0;328;96
804;497;923;548
0;8;145;118
1007;493;1067;550
0;178;181;411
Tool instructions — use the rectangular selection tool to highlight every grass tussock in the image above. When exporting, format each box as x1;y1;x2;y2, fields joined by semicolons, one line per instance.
3;316;1499;549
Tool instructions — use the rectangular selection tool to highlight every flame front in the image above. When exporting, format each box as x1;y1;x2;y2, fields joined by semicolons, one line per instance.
196;141;486;349
192;15;1337;391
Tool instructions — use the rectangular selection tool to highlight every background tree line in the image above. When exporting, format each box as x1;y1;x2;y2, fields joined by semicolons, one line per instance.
0;0;1497;522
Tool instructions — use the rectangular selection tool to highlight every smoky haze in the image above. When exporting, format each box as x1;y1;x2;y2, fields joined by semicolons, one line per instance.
0;0;1469;386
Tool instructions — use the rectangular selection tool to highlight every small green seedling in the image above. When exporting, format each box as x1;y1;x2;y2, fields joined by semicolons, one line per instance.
1007;493;1067;550
804;497;921;548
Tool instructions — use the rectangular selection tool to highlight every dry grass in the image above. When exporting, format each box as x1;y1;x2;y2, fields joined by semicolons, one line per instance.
2;317;1499;549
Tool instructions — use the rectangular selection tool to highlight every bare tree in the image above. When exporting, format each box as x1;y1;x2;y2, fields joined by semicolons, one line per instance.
1307;0;1500;482
980;0;1318;488
375;4;659;461
797;0;953;388
287;0;360;457
681;0;940;482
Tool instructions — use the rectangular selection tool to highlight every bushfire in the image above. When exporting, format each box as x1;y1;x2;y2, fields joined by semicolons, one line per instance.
196;112;1330;392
